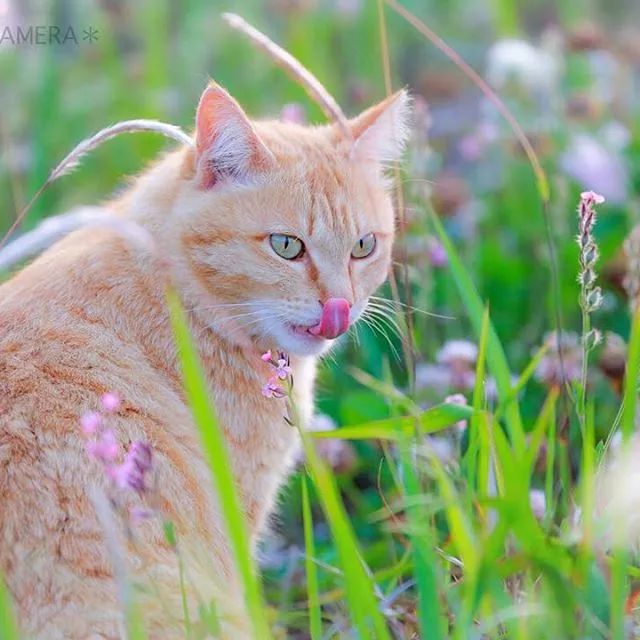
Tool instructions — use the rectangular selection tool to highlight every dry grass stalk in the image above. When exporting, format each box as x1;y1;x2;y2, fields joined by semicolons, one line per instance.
48;119;193;184
222;13;352;139
0;206;156;273
0;120;192;251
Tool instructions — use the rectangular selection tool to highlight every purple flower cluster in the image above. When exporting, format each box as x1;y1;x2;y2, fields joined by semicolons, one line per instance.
261;350;292;399
80;393;153;495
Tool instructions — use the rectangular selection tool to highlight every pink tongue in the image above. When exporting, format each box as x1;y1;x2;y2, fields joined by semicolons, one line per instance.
308;298;351;339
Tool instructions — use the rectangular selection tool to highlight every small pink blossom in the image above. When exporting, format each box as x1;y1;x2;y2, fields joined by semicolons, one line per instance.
109;441;152;493
86;429;119;464
80;411;102;435
275;358;293;380
260;351;292;396
580;190;605;205
101;393;121;413
458;134;484;161
427;239;448;268
262;378;286;399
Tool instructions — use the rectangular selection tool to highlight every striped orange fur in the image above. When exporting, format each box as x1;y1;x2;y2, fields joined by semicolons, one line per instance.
0;82;410;638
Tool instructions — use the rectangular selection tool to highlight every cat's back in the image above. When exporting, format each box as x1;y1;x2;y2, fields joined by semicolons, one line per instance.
1;229;125;408
0;227;199;638
0;224;184;487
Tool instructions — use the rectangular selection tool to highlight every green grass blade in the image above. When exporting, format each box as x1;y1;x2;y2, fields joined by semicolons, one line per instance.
0;572;19;640
398;440;447;640
610;308;640;637
301;477;322;640
430;210;525;452
311;403;474;440
299;429;392;640
167;288;271;640
493;343;550;422
524;388;559;477
544;400;556;529
467;307;490;498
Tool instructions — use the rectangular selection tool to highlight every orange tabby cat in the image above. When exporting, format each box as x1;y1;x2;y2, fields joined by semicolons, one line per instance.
0;81;409;638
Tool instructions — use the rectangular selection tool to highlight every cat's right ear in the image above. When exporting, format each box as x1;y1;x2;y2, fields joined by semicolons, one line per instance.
194;82;274;189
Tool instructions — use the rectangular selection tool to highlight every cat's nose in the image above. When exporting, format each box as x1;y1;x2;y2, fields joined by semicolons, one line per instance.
308;297;351;339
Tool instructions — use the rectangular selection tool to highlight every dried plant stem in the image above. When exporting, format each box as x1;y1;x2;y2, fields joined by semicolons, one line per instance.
222;13;352;139
0;207;156;273
385;0;548;203
578;310;591;432
376;0;416;390
386;0;573;415
0;120;193;251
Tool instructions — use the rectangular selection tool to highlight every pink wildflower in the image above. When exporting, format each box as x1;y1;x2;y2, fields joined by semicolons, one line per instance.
275;358;293;380
110;441;153;493
577;191;604;319
427;238;448;268
101;392;121;413
80;411;102;435
260;351;292;396
262;378;286;399
86;429;119;464
580;190;605;205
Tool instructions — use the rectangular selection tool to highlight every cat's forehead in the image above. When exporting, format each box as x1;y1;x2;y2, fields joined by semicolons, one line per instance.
254;119;335;152
257;163;393;241
254;120;385;194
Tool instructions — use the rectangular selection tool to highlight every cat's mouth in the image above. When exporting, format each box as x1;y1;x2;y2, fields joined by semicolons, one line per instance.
289;323;327;340
288;298;351;341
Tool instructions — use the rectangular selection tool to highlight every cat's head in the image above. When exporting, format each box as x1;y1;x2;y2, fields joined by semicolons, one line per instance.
174;81;410;356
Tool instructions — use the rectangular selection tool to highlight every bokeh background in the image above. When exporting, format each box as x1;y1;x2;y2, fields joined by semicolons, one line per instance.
1;0;640;635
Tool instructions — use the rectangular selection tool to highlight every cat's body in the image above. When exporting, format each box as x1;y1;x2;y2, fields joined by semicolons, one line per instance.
0;83;409;638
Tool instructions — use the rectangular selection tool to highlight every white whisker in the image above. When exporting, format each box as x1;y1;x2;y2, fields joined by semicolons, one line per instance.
369;295;455;320
359;312;401;362
187;301;256;313
365;306;406;342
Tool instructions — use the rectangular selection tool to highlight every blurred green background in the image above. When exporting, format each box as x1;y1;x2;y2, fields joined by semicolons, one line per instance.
1;0;640;635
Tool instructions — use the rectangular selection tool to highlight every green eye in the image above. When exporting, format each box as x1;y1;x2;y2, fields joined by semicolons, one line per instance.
351;233;376;259
269;234;305;260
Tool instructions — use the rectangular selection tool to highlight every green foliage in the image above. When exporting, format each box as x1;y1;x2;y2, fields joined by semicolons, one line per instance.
167;288;272;639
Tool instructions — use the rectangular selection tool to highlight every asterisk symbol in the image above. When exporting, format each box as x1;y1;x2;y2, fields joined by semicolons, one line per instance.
82;26;99;43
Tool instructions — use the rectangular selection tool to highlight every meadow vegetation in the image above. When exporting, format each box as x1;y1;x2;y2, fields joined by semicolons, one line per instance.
2;0;640;637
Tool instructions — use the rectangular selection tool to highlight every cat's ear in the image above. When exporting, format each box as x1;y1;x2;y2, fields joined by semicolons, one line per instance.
348;89;412;164
194;82;274;188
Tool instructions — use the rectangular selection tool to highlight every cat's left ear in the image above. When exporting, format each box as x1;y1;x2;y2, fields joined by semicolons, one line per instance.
348;89;412;164
194;82;274;189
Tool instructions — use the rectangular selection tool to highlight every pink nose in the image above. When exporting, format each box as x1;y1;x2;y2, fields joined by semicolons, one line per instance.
308;298;351;339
